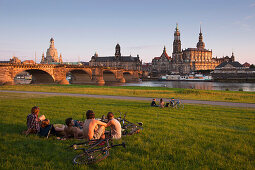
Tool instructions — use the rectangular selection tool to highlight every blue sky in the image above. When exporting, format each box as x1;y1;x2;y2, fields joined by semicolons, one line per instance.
0;0;254;64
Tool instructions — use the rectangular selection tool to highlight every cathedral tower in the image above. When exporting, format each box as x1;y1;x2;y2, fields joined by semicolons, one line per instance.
172;23;183;63
196;25;205;49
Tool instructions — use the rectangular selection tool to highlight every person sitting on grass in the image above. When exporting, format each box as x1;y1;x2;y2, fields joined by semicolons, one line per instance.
83;110;107;140
159;98;164;108
64;118;84;139
25;106;41;136
106;112;121;139
150;98;158;107
170;98;175;107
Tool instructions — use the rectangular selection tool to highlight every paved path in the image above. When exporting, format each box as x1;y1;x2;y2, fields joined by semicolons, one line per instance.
1;90;255;108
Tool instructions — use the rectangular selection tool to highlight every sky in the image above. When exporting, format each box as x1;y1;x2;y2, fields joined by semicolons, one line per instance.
0;0;254;64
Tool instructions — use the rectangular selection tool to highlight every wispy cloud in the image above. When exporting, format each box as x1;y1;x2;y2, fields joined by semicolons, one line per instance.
127;45;160;50
250;2;255;7
244;15;255;20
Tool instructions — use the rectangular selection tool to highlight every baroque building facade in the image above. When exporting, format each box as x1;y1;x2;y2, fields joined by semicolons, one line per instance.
41;38;63;64
89;44;142;71
152;24;235;75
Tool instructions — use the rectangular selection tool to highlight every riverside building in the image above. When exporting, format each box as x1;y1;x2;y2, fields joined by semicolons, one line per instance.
151;24;234;75
89;44;142;71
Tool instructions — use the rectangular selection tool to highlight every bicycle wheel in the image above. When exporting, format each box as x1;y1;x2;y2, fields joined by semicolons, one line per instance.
177;103;184;109
73;149;109;165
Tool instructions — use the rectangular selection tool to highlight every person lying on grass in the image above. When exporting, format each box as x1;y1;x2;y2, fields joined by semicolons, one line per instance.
106;112;121;139
25;106;41;136
83;110;107;140
39;119;65;138
64;118;84;139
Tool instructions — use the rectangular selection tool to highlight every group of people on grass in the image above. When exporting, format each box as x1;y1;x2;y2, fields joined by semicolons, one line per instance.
25;106;122;140
151;98;175;108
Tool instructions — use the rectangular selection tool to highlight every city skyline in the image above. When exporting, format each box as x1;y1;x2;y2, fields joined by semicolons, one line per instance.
0;0;254;64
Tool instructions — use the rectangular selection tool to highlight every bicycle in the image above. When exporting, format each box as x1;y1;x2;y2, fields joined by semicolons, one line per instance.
169;99;184;109
116;113;143;135
99;112;143;135
70;137;125;165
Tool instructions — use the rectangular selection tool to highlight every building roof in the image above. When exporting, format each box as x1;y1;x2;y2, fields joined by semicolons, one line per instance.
216;61;243;69
153;47;170;60
183;48;211;52
92;56;140;62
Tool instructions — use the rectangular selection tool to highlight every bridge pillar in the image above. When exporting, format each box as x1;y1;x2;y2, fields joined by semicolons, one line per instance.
132;71;140;81
93;68;105;85
116;70;126;83
0;66;15;85
53;67;69;85
119;77;125;83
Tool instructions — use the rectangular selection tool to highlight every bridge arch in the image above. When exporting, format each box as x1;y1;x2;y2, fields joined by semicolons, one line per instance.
66;69;93;84
102;70;118;83
123;71;133;82
14;69;55;84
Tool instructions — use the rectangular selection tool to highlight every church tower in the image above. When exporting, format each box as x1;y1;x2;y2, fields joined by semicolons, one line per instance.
115;43;121;59
172;23;183;63
46;37;59;63
196;25;205;49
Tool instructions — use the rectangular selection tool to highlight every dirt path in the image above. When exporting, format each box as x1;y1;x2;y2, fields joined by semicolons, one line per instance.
1;90;255;108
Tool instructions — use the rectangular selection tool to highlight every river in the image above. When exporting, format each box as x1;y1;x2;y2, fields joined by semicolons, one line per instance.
119;81;255;92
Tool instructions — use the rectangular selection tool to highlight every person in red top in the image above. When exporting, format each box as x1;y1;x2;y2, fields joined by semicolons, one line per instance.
25;106;40;136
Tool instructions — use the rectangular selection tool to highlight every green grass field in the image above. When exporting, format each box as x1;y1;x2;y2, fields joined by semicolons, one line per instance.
0;92;254;169
1;84;255;103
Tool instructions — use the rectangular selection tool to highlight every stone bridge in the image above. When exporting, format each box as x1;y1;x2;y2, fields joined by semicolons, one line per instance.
0;63;142;85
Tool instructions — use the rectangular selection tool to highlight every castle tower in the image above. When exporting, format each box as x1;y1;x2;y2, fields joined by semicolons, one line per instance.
196;25;205;49
172;23;183;63
115;43;121;58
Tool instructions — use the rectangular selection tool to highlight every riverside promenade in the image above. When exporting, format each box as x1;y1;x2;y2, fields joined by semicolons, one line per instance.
1;90;255;108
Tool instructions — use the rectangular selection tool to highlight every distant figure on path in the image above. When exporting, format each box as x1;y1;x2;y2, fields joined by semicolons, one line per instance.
151;98;158;107
159;98;164;108
83;110;107;140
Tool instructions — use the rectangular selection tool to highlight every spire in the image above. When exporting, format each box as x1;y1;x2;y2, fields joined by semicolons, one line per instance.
59;53;63;63
94;52;98;57
173;23;181;54
161;46;170;60
41;52;45;63
196;25;205;49
231;51;235;62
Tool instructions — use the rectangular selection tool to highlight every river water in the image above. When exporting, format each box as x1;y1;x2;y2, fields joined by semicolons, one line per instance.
119;81;255;92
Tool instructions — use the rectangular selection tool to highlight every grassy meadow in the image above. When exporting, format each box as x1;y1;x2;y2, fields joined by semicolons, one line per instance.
0;84;255;103
0;92;254;169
